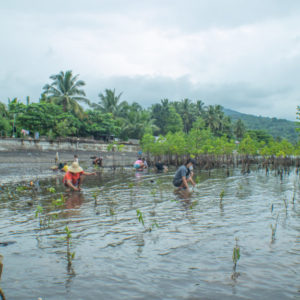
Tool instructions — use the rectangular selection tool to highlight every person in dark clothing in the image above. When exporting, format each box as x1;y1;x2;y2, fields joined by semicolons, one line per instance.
155;159;168;172
93;154;103;167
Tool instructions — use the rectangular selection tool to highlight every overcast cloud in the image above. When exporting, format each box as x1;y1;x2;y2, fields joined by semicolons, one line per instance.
1;0;300;120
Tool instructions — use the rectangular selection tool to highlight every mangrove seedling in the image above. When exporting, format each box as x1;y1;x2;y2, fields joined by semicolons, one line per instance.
232;238;240;274
189;200;198;209
52;194;65;207
116;144;124;152
35;205;43;218
283;197;288;214
35;205;44;226
136;209;145;227
47;187;56;193
151;220;159;229
194;176;200;184
270;213;279;242
35;205;58;227
64;226;75;270
92;192;98;200
92;191;99;206
107;143;116;152
292;191;295;205
16;185;31;192
128;182;134;189
65;225;72;240
220;189;225;202
155;178;163;191
150;188;157;197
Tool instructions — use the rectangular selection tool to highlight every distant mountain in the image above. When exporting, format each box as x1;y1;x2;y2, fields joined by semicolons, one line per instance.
223;108;299;143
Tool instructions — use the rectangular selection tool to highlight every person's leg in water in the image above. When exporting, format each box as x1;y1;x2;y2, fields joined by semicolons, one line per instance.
174;176;193;193
173;179;184;192
138;162;144;171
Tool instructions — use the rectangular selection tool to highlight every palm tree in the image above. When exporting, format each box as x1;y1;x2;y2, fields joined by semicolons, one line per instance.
234;119;246;140
129;102;143;112
42;70;90;118
121;110;158;139
195;100;205;116
151;99;171;135
177;98;196;133
0;102;8;118
0;102;10;136
203;105;221;135
93;89;127;117
203;105;230;136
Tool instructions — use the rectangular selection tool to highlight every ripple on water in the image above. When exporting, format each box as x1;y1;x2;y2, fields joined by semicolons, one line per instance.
0;168;300;299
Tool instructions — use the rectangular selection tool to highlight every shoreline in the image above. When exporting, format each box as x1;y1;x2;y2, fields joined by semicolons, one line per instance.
0;149;139;185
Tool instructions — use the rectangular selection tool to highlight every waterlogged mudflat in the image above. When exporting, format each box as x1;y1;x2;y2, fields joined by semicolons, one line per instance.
0;168;299;299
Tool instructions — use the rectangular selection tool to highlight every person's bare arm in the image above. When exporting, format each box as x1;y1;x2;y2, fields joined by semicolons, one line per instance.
66;180;80;191
188;171;196;186
188;177;196;186
82;171;97;176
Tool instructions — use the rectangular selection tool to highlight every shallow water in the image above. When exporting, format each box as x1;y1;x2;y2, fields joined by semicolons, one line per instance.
0;168;299;299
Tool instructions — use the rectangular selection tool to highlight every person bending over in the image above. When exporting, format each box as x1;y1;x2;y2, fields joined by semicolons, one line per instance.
133;158;144;171
173;158;196;192
63;162;96;191
93;155;103;167
155;159;168;172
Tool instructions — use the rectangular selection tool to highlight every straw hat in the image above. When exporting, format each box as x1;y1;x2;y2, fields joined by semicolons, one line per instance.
68;162;83;173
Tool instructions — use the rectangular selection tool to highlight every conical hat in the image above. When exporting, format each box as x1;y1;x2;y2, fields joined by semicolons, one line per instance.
68;162;83;173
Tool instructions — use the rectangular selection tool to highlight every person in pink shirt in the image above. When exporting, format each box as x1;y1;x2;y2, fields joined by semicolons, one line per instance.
133;158;144;171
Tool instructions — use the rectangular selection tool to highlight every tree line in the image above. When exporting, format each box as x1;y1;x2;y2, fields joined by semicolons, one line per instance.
224;108;298;144
0;70;299;155
141;126;299;161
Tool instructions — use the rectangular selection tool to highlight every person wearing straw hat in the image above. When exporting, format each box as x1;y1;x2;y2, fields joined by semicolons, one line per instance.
63;162;96;191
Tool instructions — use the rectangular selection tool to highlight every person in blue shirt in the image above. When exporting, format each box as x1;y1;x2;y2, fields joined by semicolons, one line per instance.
173;158;196;192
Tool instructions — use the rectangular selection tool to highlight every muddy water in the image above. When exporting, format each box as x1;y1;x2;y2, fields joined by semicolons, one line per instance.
0;168;299;299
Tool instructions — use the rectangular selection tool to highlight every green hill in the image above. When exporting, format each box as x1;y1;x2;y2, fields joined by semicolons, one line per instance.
223;108;299;143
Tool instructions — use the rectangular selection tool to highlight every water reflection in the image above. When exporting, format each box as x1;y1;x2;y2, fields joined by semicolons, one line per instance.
65;192;84;209
135;233;145;256
174;189;197;211
174;188;192;201
219;201;224;217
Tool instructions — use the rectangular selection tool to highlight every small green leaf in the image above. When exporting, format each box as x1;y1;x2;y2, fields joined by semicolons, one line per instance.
47;187;56;193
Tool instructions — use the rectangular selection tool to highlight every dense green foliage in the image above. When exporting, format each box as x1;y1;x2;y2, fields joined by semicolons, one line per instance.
141;130;300;158
0;70;299;155
224;108;298;143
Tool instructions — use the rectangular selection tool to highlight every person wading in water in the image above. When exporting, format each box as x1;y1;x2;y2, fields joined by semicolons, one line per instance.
63;162;96;191
173;158;196;193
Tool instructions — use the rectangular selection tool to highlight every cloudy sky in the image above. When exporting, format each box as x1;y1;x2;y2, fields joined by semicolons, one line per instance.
1;0;300;120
